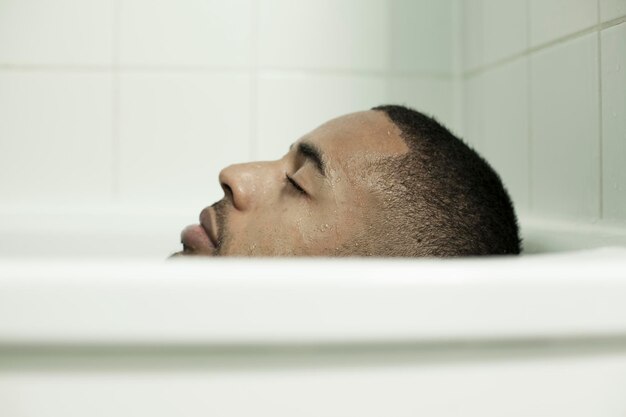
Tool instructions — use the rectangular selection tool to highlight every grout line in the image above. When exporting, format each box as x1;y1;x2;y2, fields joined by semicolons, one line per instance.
597;1;604;220
0;64;251;73
249;0;259;161
526;0;533;214
450;0;463;135
118;65;252;74
111;0;121;201
384;0;393;105
0;64;113;72
464;49;529;78
102;63;253;74
600;14;626;29
256;68;452;79
463;14;626;78
0;63;453;79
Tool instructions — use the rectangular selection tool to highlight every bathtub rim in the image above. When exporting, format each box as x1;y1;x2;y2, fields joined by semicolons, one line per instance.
1;248;626;347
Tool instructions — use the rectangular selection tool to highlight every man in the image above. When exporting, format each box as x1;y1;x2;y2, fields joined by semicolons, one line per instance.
174;105;520;257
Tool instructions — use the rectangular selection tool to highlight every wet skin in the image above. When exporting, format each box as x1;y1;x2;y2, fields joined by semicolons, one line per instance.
174;110;408;257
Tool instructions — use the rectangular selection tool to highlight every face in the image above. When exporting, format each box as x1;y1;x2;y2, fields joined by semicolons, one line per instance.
174;110;408;257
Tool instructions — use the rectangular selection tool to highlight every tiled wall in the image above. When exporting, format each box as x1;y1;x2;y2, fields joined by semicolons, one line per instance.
2;0;623;230
461;0;626;226
0;0;454;211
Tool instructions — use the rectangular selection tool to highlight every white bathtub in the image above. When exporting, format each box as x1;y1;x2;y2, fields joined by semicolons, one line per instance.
1;207;626;417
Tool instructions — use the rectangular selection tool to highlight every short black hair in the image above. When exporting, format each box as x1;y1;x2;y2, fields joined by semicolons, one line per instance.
370;104;521;256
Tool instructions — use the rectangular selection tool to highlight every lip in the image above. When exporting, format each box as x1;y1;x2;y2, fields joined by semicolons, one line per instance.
179;206;219;255
199;206;219;248
180;224;215;254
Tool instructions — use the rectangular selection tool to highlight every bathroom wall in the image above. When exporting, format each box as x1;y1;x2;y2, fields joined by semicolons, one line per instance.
1;0;623;241
459;0;626;231
0;0;455;218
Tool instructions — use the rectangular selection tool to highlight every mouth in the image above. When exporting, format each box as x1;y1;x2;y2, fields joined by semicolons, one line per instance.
179;206;219;255
200;206;220;248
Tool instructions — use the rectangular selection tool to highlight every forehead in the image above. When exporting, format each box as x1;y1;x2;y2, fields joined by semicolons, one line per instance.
302;110;408;172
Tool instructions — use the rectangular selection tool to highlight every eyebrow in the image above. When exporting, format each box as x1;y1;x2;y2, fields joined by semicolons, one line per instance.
291;141;327;177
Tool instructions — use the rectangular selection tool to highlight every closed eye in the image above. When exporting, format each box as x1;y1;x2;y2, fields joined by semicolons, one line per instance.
285;174;307;195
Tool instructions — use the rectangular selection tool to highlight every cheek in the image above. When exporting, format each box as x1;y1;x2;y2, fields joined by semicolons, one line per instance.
329;189;373;243
228;189;366;256
253;204;311;255
300;198;363;253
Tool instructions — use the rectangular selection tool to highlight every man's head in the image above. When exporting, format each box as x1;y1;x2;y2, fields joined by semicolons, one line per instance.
177;105;520;257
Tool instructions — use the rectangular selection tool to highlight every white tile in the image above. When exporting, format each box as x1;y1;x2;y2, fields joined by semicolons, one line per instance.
463;0;528;70
529;0;598;47
481;57;530;211
462;0;484;72
0;0;113;65
462;72;485;151
600;0;626;22
530;34;600;219
482;0;528;65
256;73;387;160
258;0;388;71
118;73;251;207
0;73;113;203
119;0;252;67
388;76;454;131
389;0;453;74
601;23;626;221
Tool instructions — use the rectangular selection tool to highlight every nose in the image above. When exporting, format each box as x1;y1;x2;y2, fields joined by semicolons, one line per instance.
218;162;278;211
